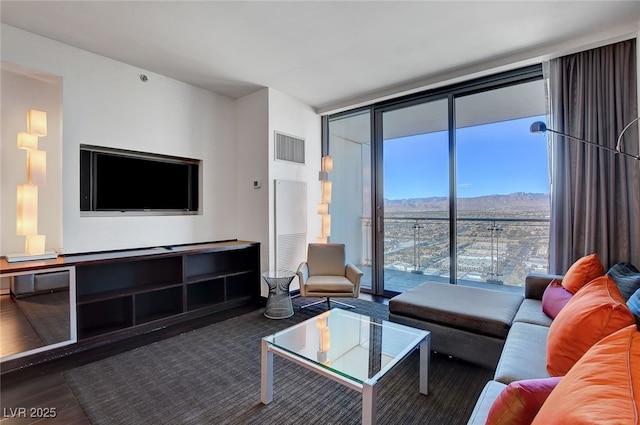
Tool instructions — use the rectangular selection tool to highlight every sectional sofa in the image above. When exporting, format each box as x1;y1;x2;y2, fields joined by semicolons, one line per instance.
464;272;558;424
390;254;640;424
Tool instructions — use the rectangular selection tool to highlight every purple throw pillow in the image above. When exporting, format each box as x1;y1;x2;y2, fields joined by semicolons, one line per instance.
486;377;563;425
542;279;573;319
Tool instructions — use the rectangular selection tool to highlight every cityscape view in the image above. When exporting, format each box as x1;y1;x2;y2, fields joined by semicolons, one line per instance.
380;192;550;289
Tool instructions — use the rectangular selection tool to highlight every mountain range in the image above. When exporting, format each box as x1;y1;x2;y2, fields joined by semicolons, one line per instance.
385;192;550;214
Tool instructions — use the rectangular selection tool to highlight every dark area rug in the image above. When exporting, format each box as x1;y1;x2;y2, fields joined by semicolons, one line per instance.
64;298;492;424
16;290;70;346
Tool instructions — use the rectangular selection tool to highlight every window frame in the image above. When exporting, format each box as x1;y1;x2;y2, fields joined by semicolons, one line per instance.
324;64;546;296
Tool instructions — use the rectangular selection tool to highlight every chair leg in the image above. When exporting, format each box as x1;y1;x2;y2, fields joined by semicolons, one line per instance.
299;299;327;309
299;297;356;310
330;299;356;309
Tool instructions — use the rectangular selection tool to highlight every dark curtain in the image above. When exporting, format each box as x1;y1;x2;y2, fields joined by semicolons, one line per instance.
548;39;640;273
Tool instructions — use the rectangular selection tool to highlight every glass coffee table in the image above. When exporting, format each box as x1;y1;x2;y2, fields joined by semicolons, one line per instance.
261;308;430;425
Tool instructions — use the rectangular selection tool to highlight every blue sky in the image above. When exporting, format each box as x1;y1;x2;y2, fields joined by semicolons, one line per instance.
383;116;550;199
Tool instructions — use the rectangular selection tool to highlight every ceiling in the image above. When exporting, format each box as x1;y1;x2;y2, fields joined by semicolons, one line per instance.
2;1;640;113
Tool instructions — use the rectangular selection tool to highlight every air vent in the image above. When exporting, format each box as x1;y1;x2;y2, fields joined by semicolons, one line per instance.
275;132;305;164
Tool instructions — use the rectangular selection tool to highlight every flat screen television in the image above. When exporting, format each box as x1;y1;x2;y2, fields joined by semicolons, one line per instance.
80;145;199;214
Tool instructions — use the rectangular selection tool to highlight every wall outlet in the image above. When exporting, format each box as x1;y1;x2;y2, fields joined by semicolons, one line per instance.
253;180;262;189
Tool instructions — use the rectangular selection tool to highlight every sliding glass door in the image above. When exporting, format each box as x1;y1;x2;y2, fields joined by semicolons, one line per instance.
327;65;549;297
455;82;549;289
379;98;450;294
328;110;373;290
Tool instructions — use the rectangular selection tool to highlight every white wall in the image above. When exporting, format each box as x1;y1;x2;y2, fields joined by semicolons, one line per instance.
235;89;270;273
1;25;324;290
1;24;238;254
268;89;322;291
235;88;321;295
268;88;322;259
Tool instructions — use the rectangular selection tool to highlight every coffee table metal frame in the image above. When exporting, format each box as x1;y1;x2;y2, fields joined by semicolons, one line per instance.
260;308;430;425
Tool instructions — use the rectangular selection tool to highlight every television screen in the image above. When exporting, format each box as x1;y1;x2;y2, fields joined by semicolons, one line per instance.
80;146;199;213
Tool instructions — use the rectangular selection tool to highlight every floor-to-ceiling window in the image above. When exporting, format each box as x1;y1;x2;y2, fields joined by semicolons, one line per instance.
380;98;450;293
328;65;549;296
455;82;549;288
328;110;373;290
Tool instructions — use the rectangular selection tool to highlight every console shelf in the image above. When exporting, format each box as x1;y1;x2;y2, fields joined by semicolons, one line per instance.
186;269;254;285
70;240;260;340
0;241;260;370
77;281;183;305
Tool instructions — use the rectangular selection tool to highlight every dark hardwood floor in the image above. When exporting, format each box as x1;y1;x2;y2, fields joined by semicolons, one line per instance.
1;372;88;424
1;294;388;424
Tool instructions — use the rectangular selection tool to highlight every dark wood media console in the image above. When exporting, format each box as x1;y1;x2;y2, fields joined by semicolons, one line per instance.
1;240;261;371
73;241;260;339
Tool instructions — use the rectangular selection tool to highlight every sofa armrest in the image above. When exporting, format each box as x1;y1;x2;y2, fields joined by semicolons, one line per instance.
525;272;564;300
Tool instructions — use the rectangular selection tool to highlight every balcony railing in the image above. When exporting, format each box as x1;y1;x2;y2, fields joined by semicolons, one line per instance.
360;216;550;293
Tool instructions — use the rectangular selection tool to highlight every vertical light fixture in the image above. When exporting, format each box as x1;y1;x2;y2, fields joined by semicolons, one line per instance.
317;155;333;243
27;109;48;137
13;109;50;259
16;184;38;236
27;149;47;185
315;312;331;366
17;132;38;150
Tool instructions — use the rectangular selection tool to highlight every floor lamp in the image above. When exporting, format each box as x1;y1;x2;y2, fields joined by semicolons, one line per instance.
530;120;640;161
317;155;333;243
5;109;58;263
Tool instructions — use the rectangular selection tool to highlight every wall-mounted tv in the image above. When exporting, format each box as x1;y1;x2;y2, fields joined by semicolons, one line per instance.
80;145;199;214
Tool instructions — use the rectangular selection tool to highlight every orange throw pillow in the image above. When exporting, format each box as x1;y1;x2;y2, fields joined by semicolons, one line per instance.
561;253;604;294
533;324;640;424
546;275;635;376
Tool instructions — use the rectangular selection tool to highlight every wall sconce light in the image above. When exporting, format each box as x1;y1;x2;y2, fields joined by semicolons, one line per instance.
6;109;56;262
317;155;333;243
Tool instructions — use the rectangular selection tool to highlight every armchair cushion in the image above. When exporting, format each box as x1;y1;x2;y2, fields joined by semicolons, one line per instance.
305;276;355;294
307;243;346;276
